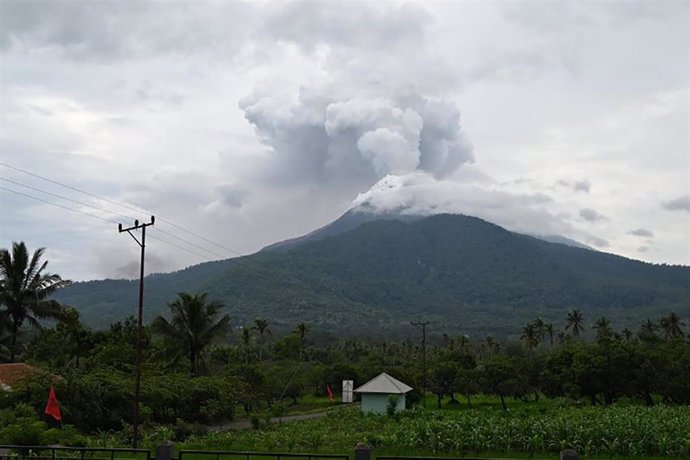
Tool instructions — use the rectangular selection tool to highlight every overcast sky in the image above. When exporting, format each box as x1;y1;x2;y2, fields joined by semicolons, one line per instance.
1;0;688;281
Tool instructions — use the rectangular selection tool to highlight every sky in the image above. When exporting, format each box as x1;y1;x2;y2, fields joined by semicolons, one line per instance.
0;0;688;281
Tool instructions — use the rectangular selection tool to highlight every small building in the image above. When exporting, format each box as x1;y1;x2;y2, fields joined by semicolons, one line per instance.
354;372;412;414
0;363;46;391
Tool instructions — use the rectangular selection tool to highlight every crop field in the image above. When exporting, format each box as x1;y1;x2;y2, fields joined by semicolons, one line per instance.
180;405;690;459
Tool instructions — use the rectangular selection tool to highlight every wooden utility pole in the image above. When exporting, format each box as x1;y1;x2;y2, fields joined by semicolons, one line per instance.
411;320;429;408
118;216;154;447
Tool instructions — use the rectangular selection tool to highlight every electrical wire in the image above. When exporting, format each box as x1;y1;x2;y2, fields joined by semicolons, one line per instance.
0;161;241;256
0;185;217;262
0;174;228;260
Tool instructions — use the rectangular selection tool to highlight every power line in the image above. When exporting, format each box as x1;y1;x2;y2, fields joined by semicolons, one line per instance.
0;161;241;256
1;175;227;260
0;185;119;225
0;176;131;222
0;185;216;262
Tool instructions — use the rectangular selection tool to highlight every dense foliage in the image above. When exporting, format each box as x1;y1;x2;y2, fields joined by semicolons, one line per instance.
53;214;690;335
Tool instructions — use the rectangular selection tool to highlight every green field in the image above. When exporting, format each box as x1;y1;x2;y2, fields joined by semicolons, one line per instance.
177;403;690;459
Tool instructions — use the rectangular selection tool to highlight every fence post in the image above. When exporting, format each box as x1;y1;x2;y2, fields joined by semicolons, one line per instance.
155;442;174;460
560;449;579;460
354;442;371;460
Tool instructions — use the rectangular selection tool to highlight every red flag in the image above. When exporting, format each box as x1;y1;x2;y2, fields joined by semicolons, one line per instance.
327;384;334;402
44;386;62;421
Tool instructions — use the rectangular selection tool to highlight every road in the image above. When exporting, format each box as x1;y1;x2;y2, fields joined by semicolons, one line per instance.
210;409;333;431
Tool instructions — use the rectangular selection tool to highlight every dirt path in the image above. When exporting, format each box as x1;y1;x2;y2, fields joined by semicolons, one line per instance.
210;410;333;431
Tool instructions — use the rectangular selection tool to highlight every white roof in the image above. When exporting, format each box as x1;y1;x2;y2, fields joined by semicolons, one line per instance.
354;372;412;394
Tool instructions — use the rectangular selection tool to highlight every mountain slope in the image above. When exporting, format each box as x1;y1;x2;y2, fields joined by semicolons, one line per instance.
55;214;690;337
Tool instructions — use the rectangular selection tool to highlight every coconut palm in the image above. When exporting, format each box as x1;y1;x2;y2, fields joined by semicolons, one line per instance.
639;319;658;341
659;312;685;340
0;242;70;362
593;316;613;341
521;323;540;350
151;292;230;377
294;322;310;362
252;317;271;362
240;327;252;365
544;323;555;346
533;318;546;341
565;309;585;337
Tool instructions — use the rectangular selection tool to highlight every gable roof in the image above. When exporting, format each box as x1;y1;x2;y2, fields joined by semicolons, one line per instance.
0;363;45;387
354;372;412;394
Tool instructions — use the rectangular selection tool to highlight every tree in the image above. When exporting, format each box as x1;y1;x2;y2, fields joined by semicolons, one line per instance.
252;317;271;362
0;242;70;362
240;327;252;365
639;319;659;343
294;322;310;362
521;323;540;350
566;309;585;337
428;360;459;408
593;316;613;341
544;323;555;347
151;292;230;377
659;312;685;340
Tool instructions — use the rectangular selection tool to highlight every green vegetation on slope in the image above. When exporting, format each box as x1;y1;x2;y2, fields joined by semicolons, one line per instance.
54;214;690;336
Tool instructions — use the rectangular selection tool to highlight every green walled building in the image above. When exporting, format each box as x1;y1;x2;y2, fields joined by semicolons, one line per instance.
354;372;412;414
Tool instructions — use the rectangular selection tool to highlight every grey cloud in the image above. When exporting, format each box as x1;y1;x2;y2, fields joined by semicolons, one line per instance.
586;235;610;248
216;183;249;209
629;228;654;238
573;180;591;193
579;208;607;222
557;179;591;193
638;246;649;253
262;1;429;51
0;0;257;60
662;195;690;213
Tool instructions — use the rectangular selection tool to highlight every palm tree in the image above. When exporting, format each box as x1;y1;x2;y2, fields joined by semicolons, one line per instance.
240;327;252;365
294;322;310;362
252;317;271;362
659;312;685;340
621;327;633;342
521;323;539;350
533;318;546;341
565;309;585;337
593;316;612;341
0;242;70;362
151;292;230;377
544;323;555;346
639;318;658;341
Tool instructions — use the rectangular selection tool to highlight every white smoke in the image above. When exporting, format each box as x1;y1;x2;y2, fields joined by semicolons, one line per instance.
240;91;474;187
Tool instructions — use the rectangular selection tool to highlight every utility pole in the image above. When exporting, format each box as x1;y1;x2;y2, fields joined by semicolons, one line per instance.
411;320;429;408
118;216;154;448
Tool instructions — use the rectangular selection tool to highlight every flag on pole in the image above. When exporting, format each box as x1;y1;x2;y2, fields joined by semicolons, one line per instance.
327;384;334;402
44;386;62;422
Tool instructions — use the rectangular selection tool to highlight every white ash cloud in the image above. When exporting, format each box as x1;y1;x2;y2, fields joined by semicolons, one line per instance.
240;92;474;188
350;173;567;236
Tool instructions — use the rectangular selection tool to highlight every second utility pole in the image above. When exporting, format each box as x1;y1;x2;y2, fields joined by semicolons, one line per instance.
118;216;154;448
411;320;429;408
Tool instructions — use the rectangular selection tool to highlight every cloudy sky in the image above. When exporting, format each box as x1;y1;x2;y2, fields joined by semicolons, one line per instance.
0;0;688;281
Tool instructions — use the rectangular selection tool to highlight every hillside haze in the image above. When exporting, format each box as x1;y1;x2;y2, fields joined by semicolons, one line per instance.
55;214;690;338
